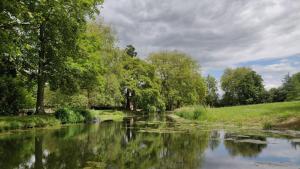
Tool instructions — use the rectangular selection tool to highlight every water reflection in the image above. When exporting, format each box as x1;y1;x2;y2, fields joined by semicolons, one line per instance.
224;133;267;157
0;119;299;169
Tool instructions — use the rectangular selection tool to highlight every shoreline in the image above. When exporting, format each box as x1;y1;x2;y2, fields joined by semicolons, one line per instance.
0;110;126;133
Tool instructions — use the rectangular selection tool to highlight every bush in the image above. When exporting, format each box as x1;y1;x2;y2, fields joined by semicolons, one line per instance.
45;87;89;109
76;108;94;122
54;108;84;124
0;76;35;115
146;105;157;113
175;105;206;120
263;122;273;130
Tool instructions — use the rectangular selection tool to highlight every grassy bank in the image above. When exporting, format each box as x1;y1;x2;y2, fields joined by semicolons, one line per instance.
0;115;60;132
88;110;125;122
174;101;300;130
0;109;126;132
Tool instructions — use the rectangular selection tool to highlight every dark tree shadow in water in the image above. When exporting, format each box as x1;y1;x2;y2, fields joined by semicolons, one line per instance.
224;133;267;158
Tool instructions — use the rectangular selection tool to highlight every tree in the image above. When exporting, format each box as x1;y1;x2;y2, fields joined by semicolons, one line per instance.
2;0;104;114
121;57;164;112
268;87;287;102
125;45;137;57
0;53;34;115
148;51;206;110
285;72;300;101
221;67;265;106
205;75;219;107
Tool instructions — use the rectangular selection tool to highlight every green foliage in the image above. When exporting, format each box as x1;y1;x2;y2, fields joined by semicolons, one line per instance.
205;75;219;107
76;109;95;122
45;87;88;109
121;57;164;112
0;76;34;115
221;67;265;106
0;115;60;132
1;0;104;114
284;73;300;101
147;105;157;113
96;74;124;107
263;122;273;130
148;51;206;110
267;87;287;102
175;105;207;120
54;108;84;124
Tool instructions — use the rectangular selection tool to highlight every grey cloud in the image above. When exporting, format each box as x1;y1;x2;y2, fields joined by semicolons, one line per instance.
99;0;300;86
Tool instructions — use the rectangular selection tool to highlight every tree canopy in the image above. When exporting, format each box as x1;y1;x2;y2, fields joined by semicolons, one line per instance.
148;51;206;110
221;67;265;106
205;75;219;107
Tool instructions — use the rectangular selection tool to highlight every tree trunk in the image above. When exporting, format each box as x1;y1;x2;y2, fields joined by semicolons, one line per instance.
126;89;131;110
36;23;46;114
34;136;44;169
36;74;45;114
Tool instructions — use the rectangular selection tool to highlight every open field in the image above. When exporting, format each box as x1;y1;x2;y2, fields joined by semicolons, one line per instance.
175;101;300;130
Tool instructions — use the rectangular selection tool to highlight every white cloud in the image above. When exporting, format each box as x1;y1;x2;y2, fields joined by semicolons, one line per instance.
99;0;300;88
251;59;300;89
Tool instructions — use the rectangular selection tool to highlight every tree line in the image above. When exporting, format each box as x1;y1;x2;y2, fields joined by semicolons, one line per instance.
1;0;299;115
0;0;206;115
204;68;300;107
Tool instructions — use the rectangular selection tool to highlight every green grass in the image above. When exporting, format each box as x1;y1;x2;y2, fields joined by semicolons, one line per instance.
0;115;60;132
175;101;300;129
0;109;126;132
88;110;125;122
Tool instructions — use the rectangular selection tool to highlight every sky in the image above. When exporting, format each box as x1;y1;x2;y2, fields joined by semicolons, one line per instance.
99;0;300;90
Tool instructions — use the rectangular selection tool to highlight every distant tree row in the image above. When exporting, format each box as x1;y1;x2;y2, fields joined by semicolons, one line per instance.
204;68;300;107
1;0;299;115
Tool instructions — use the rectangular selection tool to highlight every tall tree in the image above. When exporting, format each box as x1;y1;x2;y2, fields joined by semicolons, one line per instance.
284;72;300;101
268;87;287;102
148;51;206;110
121;56;164;111
205;75;219;107
221;67;265;106
4;0;104;114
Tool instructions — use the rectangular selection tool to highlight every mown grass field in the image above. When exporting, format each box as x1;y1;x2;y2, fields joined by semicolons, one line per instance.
175;101;300;129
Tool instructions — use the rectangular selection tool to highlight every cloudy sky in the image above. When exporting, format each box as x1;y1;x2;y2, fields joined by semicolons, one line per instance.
99;0;300;89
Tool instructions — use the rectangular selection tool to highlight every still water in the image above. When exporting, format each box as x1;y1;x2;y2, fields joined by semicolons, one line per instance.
0;115;300;169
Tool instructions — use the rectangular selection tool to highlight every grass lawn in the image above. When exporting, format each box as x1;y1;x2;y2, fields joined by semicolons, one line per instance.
175;101;300;130
88;110;126;122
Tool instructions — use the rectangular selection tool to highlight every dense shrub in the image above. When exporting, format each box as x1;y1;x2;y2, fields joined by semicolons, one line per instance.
175;105;207;120
45;87;89;109
76;108;95;122
0;76;35;115
146;105;157;113
54;108;84;124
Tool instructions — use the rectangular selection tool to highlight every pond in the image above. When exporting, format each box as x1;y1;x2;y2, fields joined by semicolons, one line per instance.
0;115;300;169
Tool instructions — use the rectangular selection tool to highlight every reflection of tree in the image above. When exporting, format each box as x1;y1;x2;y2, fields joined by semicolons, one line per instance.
291;140;300;149
34;135;44;169
0;134;35;169
224;133;267;157
0;122;212;169
209;131;220;151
